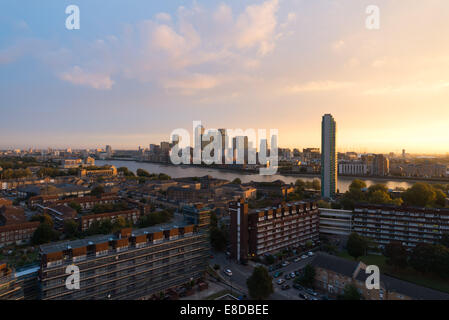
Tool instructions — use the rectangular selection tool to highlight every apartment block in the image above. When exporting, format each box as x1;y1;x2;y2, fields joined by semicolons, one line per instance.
319;208;353;237
353;204;449;249
311;252;449;300
38;224;209;300
229;200;319;262
80;209;140;231
182;204;211;230
0;263;22;300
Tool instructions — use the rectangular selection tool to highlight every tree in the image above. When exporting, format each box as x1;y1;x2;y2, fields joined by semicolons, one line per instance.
434;189;447;207
409;243;436;274
311;179;321;191
136;169;151;177
68;202;82;213
90;185;105;197
339;284;362;300
295;179;306;192
264;255;275;265
317;200;331;209
369;190;393;205
232;178;242;185
402;183;436;207
349;180;367;193
296;264;316;288
346;233;368;260
32;223;60;245
440;233;449;248
31;213;54;228
118;167;135;177
112;216;128;233
432;245;449;278
210;227;227;251
64;220;79;239
210;212;218;229
246;266;274;300
384;241;408;269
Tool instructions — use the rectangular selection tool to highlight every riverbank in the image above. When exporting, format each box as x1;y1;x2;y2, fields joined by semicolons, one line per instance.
107;157;449;185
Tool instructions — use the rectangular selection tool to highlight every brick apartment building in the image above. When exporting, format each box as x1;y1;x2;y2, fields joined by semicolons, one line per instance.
29;193;120;211
0;206;39;247
229;199;319;262
0;198;13;207
0;263;22;300
310;252;449;300
182;204;211;230
80;209;141;231
38;205;78;230
38;224;209;300
353;204;449;249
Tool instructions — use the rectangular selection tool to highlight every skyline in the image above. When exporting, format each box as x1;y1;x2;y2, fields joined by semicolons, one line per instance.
2;0;449;153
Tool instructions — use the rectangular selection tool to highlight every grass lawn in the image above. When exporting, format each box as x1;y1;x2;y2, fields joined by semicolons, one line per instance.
337;251;387;268
206;290;234;300
337;250;449;294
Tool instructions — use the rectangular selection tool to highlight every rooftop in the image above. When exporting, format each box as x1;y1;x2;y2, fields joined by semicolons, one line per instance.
40;213;190;255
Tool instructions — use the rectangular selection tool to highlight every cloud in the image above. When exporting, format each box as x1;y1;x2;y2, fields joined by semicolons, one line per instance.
363;82;449;95
284;81;355;93
163;73;220;90
59;66;114;90
235;0;279;55
155;13;171;22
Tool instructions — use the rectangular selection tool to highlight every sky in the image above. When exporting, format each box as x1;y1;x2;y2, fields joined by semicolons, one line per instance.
1;0;449;154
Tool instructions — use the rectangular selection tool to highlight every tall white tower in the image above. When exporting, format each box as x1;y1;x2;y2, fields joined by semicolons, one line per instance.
321;114;337;199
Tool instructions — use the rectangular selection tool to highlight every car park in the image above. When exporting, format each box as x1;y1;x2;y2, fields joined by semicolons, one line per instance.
298;293;308;300
305;288;318;296
276;279;286;285
293;283;304;290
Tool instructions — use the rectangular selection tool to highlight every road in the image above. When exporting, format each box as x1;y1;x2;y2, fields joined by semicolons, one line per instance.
210;252;318;300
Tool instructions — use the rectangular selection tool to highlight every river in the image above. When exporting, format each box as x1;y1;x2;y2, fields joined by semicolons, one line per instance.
96;160;421;193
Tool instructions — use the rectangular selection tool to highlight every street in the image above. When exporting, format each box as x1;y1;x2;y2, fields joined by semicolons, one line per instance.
210;252;319;300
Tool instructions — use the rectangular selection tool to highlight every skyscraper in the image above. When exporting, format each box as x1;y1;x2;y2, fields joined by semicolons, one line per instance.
321;114;337;199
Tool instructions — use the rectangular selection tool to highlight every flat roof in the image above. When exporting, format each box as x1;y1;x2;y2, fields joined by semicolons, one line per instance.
40;214;191;255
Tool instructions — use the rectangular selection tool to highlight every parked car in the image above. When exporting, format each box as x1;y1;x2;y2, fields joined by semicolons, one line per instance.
295;271;300;276
281;284;291;290
305;288;318;296
281;261;290;267
293;283;304;290
224;269;233;276
308;251;314;256
293;257;300;262
284;274;291;280
298;293;308;300
273;272;282;278
276;279;286;285
301;255;308;259
289;272;296;278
